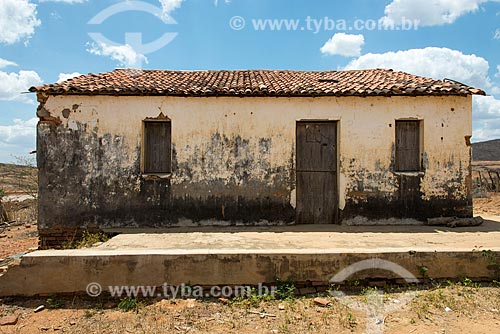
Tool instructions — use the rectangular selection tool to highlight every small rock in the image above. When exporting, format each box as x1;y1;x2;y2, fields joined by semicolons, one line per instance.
0;235;6;239
158;299;171;308
186;298;196;308
0;315;18;326
104;302;117;309
278;303;285;310
40;327;50;331
218;297;229;304
313;297;331;307
34;305;45;313
92;242;103;247
444;307;452;312
69;321;76;326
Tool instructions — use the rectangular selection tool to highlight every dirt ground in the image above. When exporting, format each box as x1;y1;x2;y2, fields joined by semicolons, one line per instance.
474;192;500;216
1;189;500;333
0;284;499;333
0;201;38;260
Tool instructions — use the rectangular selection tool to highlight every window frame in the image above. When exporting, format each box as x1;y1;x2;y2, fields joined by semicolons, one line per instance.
394;119;423;173
141;118;172;176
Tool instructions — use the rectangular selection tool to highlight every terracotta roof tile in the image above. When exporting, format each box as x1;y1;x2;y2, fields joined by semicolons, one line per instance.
30;68;486;97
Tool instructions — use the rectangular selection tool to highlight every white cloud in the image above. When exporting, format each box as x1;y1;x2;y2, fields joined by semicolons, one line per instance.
380;0;498;27
320;33;365;57
473;95;500;120
0;118;37;144
496;65;500;78
473;95;500;141
159;0;183;19
0;59;42;103
0;70;42;104
57;72;82;82
87;42;148;68
0;58;17;69
345;47;500;142
0;0;41;44
473;117;500;141
39;0;87;3
494;29;500;39
0;118;37;161
345;47;492;90
214;0;231;6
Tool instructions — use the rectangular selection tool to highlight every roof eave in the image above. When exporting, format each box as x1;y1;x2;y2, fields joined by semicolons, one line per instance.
28;90;485;98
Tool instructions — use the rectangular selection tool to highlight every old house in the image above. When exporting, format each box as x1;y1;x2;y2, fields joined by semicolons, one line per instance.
30;69;485;248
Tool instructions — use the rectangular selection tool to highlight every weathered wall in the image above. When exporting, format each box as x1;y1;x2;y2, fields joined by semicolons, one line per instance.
36;94;472;245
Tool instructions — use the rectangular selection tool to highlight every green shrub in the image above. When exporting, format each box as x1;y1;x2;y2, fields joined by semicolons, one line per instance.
275;277;296;301
61;231;110;249
46;297;64;309
118;297;141;312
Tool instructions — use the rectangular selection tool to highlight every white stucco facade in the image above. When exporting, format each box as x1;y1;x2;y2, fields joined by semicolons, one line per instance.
35;93;473;243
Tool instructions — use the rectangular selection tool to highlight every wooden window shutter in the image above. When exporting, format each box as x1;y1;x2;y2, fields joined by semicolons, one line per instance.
395;120;421;172
144;121;171;174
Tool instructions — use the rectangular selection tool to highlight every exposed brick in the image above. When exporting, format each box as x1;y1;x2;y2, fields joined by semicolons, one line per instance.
298;287;317;295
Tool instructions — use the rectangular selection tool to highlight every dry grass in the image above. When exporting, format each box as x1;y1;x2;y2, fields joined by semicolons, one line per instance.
1;283;499;334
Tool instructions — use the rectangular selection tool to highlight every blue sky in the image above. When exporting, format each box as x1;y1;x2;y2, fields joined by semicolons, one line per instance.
0;0;499;162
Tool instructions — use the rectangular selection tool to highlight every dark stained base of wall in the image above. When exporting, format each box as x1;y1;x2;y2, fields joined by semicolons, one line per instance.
40;195;295;226
38;196;296;249
341;174;472;221
341;197;473;221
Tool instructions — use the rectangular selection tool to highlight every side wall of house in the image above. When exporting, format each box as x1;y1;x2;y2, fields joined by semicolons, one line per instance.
36;94;472;246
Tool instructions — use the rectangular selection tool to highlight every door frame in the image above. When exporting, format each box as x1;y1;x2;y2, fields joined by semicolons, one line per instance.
295;119;340;224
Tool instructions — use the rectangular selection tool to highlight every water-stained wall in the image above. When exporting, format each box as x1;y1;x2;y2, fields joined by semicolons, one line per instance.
36;94;473;244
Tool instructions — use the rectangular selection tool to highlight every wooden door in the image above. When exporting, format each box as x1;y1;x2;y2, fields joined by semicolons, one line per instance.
296;121;338;224
395;121;420;172
395;120;422;216
144;121;171;174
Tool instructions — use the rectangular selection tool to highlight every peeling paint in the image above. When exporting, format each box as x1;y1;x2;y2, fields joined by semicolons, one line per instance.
62;108;71;119
290;188;296;208
67;120;78;131
338;173;346;210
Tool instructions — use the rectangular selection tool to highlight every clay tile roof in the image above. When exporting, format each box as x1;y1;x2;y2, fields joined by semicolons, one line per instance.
29;68;486;97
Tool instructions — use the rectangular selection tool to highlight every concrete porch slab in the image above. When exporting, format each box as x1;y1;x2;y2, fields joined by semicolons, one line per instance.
1;216;500;297
98;216;500;252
